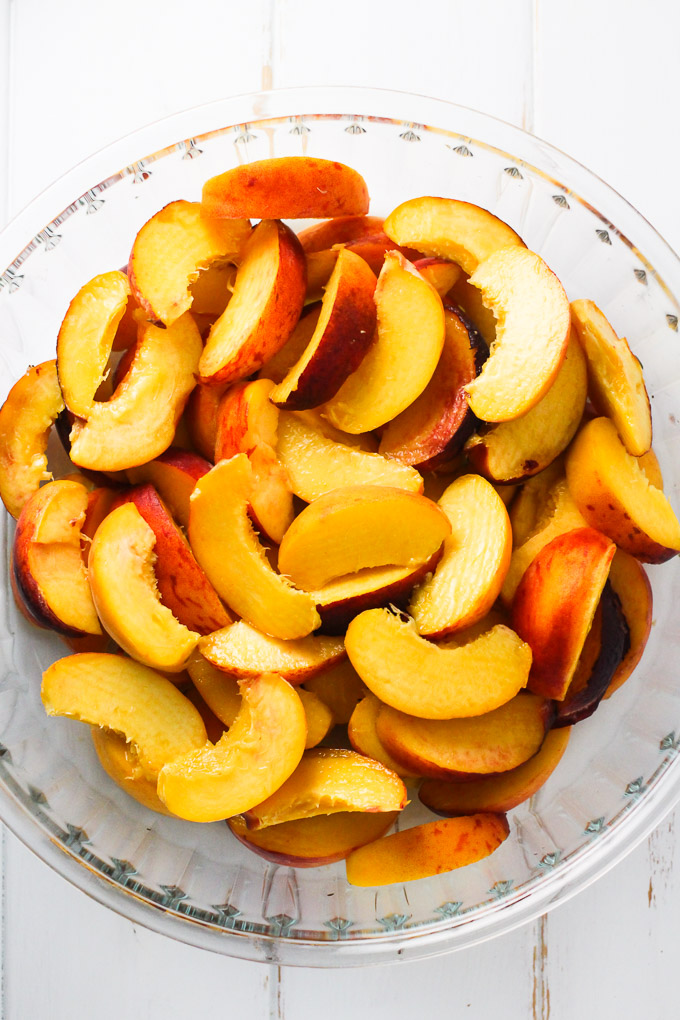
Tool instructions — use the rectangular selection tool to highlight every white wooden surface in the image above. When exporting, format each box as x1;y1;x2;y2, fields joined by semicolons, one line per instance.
2;0;679;1015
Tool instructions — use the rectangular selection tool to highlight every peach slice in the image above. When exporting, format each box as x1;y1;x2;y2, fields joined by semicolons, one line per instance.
565;416;680;563
242;747;407;830
89;502;200;672
127;448;211;530
414;257;462;297
0;360;64;518
419;728;571;816
128;199;250;326
188;455;320;639
465;333;587;483
56;270;133;418
202;157;369;220
298;215;385;253
186;653;241;728
270;248;377;410
508;459;566;548
277;411;423;501
512;527;616;700
375;693;553;779
258;304;322;385
298;689;335;748
183;684;228;744
199;620;345;683
349;694;420;778
80;485;118;565
199;219;306;386
184;383;228;461
346;609;531;719
12;479;101;637
464;246;571;422
303;658;368;724
228;810;398;868
304;235;425;302
604;550;653;698
42;653;208;777
157;672;307;823
214;378;279;460
345;813;510;887
378;303;485;469
384;197;524;275
570;299;652;456
116;484;231;635
449;273;498;346
189;264;236;317
323;252;445;433
278;485;451;591
69;312;202;472
245;443;294;545
90;726;172;814
408;474;512;637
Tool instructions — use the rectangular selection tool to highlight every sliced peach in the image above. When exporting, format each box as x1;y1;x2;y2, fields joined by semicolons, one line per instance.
91;726;173;814
189;264;236;317
376;693;553;779
449;273;497;345
346;813;510;886
349;694;420;778
214;378;279;460
378;304;485;469
229;810;397;868
258;304;322;385
414;257;462;297
42;653;208;777
89;502;200;671
323;252;445;432
188;455;320;639
199;620;345;683
128;200;250;326
639;448;664;490
186;653;241;727
278;485;451;591
246;443;294;545
270;248;377;410
69;312;202;472
298;688;335;748
80;486;118;565
304;235;424;301
508;459;566;548
466;333;587;483
199;219;306;386
202;157;369;220
303;659;368;724
512;526;615;700
571;299;651;456
605;550;653;698
183;685;228;744
384;197;524;275
12;479;101;637
408;474;512;637
298;215;385;253
465;247;571;422
184;383;228;461
127;447;211;530
566;417;680;562
157;672;307;822
242;747;407;829
0;360;64;518
277;410;423;501
346;609;531;719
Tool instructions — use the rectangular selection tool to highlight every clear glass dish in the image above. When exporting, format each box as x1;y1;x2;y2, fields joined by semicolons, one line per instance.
1;87;679;967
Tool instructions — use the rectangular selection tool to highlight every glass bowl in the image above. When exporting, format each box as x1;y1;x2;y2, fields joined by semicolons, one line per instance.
1;87;680;967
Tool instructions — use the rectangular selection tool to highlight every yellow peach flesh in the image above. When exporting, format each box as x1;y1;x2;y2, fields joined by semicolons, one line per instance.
199;620;345;682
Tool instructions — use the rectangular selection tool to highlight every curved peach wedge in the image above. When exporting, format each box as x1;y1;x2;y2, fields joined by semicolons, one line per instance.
188;455;320;639
128;199;250;326
199;620;345;683
90;726;172;815
604;550;653;699
348;694;420;778
414;257;462;297
12;479;101;637
565;417;680;562
278;485;451;591
242;747;407;830
89;502;200;672
157;672;307;823
126;448;211;530
464;246;571;422
298;215;385;253
0;360;64;518
346;609;531;719
303;658;367;724
257;304;322;385
202;157;369;220
42;653;208;777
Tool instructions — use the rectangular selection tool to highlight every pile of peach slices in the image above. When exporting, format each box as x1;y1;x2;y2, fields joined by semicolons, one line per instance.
2;155;679;889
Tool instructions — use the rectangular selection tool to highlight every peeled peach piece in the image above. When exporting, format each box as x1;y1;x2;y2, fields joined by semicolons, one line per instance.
270;248;377;410
128;199;250;326
188;455;320;639
346;609;531;719
157;672;307;823
409;475;512;637
202;157;369;220
512;527;616;700
0;360;64;519
199;219;306;386
324;252;445;432
566;417;680;563
42;653;208;777
349;694;420;778
278;485;451;591
384;197;524;276
345;813;510;887
199;620;345;683
89;502;200;672
465;246;571;422
12;479;101;637
604;550;653;699
69;312;202;472
90;726;172;815
242;748;407;830
127;448;210;530
57;270;133;418
570;299;652;456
